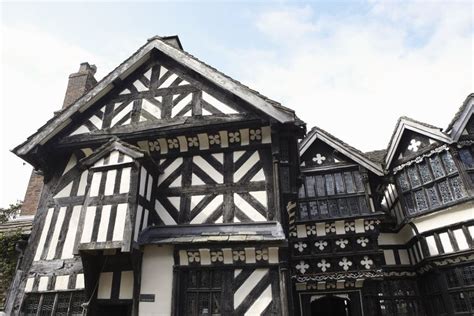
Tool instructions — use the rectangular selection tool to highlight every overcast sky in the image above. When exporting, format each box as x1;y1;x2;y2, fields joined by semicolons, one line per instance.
1;1;473;208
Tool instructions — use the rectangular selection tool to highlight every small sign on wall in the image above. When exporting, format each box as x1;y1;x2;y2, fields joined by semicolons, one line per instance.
139;294;155;302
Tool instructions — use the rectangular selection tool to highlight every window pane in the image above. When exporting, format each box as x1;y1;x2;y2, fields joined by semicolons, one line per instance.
397;172;410;191
325;175;335;195
418;162;432;184
39;293;55;316
189;271;198;288
451;292;469;312
414;190;428;211
70;292;85;316
309;201;318;218
354;172;365;192
348;197;360;215
198;293;210;315
55;293;71;316
186;292;198;315
315;175;325;197
407;166;421;187
22;294;41;316
338;198;349;216
446;269;461;288
334;173;345;194
212;271;222;288
298;184;305;198
358;196;369;213
318;200;328;216
299;203;308;220
200;270;210;288
426;186;440;208
305;176;316;197
344;172;355;193
450;176;465;200
459;148;474;169
441;151;457;174
211;292;221;316
328;199;338;216
462;265;474;286
404;193;416;215
438;180;454;204
429;155;446;179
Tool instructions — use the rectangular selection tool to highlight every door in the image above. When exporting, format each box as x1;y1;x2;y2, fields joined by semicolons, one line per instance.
311;295;352;316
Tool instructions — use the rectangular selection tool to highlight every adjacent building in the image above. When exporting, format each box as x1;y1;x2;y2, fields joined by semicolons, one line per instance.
6;36;473;316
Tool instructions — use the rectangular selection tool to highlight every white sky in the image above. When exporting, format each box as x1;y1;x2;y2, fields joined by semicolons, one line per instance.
0;1;473;207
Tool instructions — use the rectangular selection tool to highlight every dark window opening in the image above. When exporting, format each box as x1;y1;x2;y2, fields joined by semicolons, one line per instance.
21;291;85;316
181;270;222;316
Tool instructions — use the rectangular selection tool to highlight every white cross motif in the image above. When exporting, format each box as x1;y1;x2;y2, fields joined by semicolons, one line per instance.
325;222;336;233
294;242;307;253
339;257;353;271
317;259;331;272
306;225;317;235
356;237;369;247
408;139;421;152
314;240;328;251
344;221;355;232
361;256;374;269
312;153;326;164
335;239;349;249
187;251;200;263
296;261;310;274
210;251;224;262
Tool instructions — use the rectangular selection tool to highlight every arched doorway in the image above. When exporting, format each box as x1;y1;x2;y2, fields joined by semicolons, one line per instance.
310;295;352;316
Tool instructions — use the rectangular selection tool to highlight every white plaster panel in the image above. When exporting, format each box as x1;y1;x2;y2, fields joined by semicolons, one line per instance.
426;236;439;256
139;246;174;316
89;172;102;196
439;233;453;253
120;167;131;194
268;247;279;264
97;205;111;242
355;219;365;233
25;278;34;292
245;247;256;264
81;206;96;243
244;284;272;316
104;170;117;195
46;206;66;260
199;249;211;265
335;221;345;235
76;274;85;289
413;202;474;233
383;249;396;265
316;223;326;236
61;205;81;259
55;275;69;290
38;276;49;292
112;203;127;241
398;249;410;265
119;271;134;299
97;272;113;299
34;208;54;261
453;229;469;250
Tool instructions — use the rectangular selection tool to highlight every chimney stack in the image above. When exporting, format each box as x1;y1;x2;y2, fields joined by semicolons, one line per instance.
20;170;44;216
62;62;97;109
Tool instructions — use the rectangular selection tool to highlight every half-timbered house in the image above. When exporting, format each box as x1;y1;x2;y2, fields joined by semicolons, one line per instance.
6;35;474;316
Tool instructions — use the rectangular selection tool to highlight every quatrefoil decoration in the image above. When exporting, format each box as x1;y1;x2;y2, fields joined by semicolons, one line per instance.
408;139;421;152
312;153;326;164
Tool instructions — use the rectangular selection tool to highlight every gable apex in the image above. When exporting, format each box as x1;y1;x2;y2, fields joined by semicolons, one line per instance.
445;93;474;141
384;116;452;168
13;36;297;161
300;126;384;176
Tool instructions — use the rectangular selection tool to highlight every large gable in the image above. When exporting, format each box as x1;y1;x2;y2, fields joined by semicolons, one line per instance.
13;36;297;161
384;117;452;169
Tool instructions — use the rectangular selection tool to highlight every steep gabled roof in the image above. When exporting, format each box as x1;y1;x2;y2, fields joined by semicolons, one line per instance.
13;35;297;158
445;93;474;141
384;116;452;168
299;126;384;176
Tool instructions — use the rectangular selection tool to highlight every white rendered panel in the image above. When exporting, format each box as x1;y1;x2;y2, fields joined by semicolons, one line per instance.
426;236;439;256
383;249;395;265
139;167;147;197
25;278;34;293
55;275;69;290
120;167;131;194
244;285;272;316
140;245;174;316
46;207;66;260
155;200;178;225
97;272;113;299
54;182;73;198
234;151;259;182
146;174;153;201
81;206;96;243
439;233;453;253
142;210;149;230
190;195;223;224
453;229;469;250
38;277;49;291
97;205;112;242
77;170;88;196
234;193;266;221
61;206;82;259
398;249;410;265
234;269;267;309
119;271;134;299
112;204;127;241
76;274;85;289
90;172;102;197
104;170;117;195
134;206;143;241
34;208;54;261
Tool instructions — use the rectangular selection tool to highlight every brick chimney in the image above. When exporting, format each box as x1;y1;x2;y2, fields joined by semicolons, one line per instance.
20;170;44;216
62;62;97;108
20;63;97;217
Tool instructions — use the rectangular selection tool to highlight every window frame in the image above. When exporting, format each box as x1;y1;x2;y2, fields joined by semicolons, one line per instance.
395;149;470;217
20;291;85;316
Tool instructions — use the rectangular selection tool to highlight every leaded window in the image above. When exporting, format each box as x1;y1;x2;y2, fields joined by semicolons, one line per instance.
363;279;424;316
459;145;474;185
396;150;467;215
181;270;222;316
21;291;84;316
298;169;371;220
